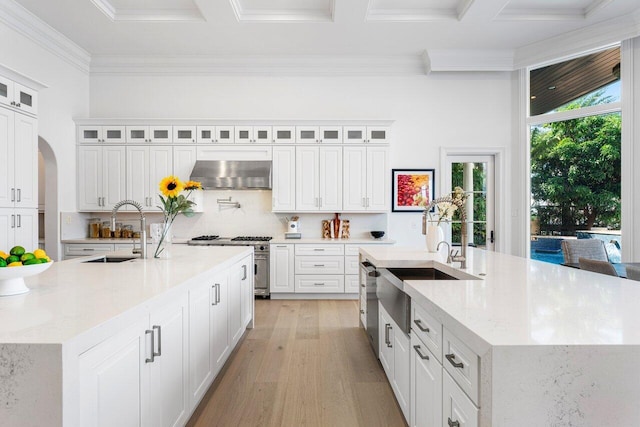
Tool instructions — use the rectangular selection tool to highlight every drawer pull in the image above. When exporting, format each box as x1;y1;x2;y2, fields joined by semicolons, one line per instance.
313;248;325;251
445;353;464;368
313;264;325;267
447;418;460;427
313;282;325;286
413;319;430;333
413;345;429;360
82;248;95;251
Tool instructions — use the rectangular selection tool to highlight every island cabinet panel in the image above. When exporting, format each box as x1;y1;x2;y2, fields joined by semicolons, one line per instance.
211;271;230;375
188;278;215;407
78;294;190;427
78;316;151;427
443;371;478;427
229;259;245;347
410;333;442;427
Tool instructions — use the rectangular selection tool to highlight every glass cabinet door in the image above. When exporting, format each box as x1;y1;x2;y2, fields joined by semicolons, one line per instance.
78;126;103;143
197;126;215;143
173;126;196;143
13;83;37;115
296;126;319;143
273;126;295;143
235;126;253;143
254;126;272;144
150;126;172;143
102;126;125;143
366;126;388;144
126;126;149;143
216;126;235;144
0;76;12;108
320;126;342;144
343;126;366;144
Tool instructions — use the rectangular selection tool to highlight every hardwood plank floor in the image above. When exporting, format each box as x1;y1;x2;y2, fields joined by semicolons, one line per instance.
186;299;407;427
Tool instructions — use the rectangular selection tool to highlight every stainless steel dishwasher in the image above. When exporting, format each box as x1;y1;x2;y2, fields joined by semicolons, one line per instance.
377;268;412;335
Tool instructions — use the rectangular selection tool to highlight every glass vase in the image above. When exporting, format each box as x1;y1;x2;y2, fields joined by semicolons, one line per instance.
426;224;444;253
152;222;173;259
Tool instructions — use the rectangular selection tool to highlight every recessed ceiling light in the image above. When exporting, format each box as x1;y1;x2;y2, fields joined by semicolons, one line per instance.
548;86;556;90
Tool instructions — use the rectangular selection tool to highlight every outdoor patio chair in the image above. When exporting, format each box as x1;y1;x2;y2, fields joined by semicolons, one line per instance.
578;257;618;277
561;239;609;264
626;265;640;282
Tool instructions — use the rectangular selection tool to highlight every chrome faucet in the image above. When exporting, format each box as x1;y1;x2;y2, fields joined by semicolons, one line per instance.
112;200;147;259
422;196;468;269
437;241;452;263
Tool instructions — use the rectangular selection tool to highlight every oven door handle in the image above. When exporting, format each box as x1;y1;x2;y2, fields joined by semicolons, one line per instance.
255;263;257;275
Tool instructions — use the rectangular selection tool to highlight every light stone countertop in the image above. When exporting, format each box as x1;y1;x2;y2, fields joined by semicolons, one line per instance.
361;245;640;348
270;237;395;244
0;245;252;344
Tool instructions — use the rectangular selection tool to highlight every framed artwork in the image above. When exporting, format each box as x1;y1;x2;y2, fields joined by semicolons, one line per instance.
391;169;435;212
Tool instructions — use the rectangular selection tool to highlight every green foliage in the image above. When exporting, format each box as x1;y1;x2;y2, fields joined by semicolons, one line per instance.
530;91;621;232
451;163;487;245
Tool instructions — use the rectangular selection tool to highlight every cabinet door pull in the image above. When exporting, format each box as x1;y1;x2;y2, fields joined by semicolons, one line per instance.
152;325;162;357
16;214;21;228
242;264;247;280
445;353;464;368
384;323;390;346
11;188;15;202
413;319;430;333
361;284;366;288
447;418;460;427
216;283;221;304
315;197;319;207
211;285;217;306
319;197;322;207
360;309;365;314
413;345;430;360
10;214;15;228
17;189;21;202
362;197;366;207
366;197;369;207
145;329;155;363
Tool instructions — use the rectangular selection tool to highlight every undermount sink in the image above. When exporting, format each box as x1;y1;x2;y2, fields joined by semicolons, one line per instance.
386;267;459;281
83;256;138;263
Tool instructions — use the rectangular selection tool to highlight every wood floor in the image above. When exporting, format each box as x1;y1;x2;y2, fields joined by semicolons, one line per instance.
186;299;407;427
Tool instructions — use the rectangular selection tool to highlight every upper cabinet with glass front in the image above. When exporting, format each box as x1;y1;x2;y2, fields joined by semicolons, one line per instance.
343;126;389;144
235;126;272;144
78;126;126;143
197;125;235;144
126;126;172;143
0;75;38;116
296;126;343;144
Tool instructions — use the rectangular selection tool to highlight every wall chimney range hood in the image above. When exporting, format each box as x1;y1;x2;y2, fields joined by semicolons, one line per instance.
189;160;272;190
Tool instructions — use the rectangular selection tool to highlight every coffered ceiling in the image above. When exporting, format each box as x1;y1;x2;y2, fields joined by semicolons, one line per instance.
6;0;640;72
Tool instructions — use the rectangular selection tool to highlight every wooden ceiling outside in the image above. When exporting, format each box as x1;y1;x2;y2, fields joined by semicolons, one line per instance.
530;47;620;116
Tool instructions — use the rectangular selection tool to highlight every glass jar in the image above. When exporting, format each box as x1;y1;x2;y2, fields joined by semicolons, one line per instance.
101;221;112;238
122;225;133;239
88;218;101;239
113;222;123;238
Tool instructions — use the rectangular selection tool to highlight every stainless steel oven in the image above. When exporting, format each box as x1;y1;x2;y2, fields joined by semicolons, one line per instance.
188;235;272;297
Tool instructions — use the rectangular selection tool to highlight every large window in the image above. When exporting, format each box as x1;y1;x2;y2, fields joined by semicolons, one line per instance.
528;46;622;265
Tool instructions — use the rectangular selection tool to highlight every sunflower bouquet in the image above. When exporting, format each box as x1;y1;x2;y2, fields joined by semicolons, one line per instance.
154;175;203;258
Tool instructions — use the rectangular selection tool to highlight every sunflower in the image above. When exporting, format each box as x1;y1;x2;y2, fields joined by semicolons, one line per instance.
185;180;203;190
159;175;185;198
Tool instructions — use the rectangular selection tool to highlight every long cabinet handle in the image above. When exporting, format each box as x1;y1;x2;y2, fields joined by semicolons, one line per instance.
413;319;430;333
319;197;322;207
448;418;460;427
384;323;392;347
11;188;15;202
17;188;21;202
145;330;155;363
11;214;15;228
242;264;247;280
152;325;162;357
413;345;429;360
211;285;217;306
362;197;366;207
216;283;221;304
445;353;464;368
16;214;21;228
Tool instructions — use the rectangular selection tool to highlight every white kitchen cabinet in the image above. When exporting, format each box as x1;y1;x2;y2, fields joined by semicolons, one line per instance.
78;125;126;143
78;294;189;427
173;145;204;213
272;146;296;211
173;126;197;143
0;207;37;250
345;274;359;293
211;270;230;375
343;125;389;144
149;294;189;427
127;145;173;210
270;244;295;293
127;125;173;143
410;333;442;427
188;277;215;406
295;126;342;143
0;77;37;116
197;125;235;144
295;146;342;211
272;126;295;143
239;256;254;330
78;145;126;211
0;107;37;209
443;371;478;427
235;125;271;144
342;146;389;211
379;302;411;422
229;260;245;347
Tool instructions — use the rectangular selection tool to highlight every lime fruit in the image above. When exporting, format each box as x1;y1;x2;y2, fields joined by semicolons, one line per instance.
23;258;41;265
0;258;6;267
7;255;20;264
9;246;25;257
21;253;35;262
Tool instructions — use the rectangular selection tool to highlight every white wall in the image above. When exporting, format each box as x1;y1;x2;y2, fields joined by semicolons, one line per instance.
89;73;514;248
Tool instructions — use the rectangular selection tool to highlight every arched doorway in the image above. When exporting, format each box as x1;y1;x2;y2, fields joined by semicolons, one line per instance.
38;137;59;261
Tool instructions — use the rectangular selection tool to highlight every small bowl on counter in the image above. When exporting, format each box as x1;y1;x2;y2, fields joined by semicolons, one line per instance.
370;231;385;239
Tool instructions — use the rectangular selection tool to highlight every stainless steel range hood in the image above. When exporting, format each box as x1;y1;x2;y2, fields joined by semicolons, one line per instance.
189;160;272;189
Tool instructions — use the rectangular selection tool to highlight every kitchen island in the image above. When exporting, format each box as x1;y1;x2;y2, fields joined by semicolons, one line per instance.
0;245;254;427
361;246;640;426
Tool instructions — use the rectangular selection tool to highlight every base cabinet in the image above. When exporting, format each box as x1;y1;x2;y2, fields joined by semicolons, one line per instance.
410;334;442;427
270;244;295;293
379;302;411;422
78;294;189;427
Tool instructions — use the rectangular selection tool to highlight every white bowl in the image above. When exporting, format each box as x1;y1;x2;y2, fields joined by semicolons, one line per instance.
0;261;53;296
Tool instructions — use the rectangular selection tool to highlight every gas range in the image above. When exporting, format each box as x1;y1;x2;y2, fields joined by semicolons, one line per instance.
187;235;272;252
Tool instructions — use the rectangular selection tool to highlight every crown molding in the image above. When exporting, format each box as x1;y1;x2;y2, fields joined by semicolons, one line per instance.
229;0;335;22
0;0;91;74
0;62;47;90
514;8;640;69
423;49;515;73
90;54;426;76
